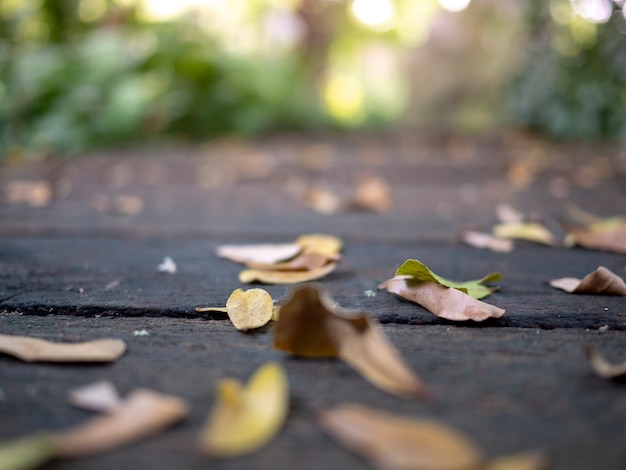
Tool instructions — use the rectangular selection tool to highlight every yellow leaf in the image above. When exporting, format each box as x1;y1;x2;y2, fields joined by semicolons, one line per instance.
549;266;626;295
225;288;274;331
379;277;505;322
199;362;288;458
0;335;126;363
274;285;426;399
319;403;483;470
0;434;57;470
239;261;337;285
493;222;557;246
295;233;343;257
53;389;188;458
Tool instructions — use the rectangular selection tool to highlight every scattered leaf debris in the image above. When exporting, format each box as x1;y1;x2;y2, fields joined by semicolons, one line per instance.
273;285;426;399
0;334;126;363
550;266;626;295
199;362;288;458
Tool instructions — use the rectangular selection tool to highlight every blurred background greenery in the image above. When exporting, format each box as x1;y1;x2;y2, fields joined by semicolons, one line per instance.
1;0;625;158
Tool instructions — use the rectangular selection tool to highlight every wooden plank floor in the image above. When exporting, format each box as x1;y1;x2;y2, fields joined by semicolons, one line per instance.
1;135;626;469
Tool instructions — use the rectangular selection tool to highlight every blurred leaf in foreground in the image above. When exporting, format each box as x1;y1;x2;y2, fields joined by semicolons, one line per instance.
550;266;626;295
199;362;288;458
273;285;426;399
0;335;126;363
585;346;626;380
0;434;56;470
319;403;548;470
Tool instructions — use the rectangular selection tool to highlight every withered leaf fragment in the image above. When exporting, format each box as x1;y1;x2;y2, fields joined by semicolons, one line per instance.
379;277;505;322
549;266;626;295
0;335;126;363
54;389;188;457
563;215;626;254
318;404;483;470
395;259;501;300
319;403;548;470
199;362;288;458
585;345;626;380
273;285;426;399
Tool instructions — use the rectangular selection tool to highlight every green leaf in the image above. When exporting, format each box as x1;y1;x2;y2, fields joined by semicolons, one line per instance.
395;259;501;300
0;433;57;470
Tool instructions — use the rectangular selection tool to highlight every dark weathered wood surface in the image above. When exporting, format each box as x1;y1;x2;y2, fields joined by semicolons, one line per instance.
1;135;626;469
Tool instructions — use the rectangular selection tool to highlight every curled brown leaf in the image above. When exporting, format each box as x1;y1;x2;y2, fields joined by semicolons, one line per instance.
549;266;626;295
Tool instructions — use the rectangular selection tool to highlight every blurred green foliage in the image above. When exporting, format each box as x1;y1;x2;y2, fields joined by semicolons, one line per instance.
508;1;626;141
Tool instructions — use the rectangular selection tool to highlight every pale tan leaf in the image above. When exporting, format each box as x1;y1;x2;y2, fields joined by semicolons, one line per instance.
199;362;288;458
215;243;301;265
0;335;126;363
67;381;122;413
239;261;337;285
550;266;626;295
306;186;343;214
5;180;52;207
318;403;483;470
225;288;274;331
53;389;188;457
378;277;505;322
462;231;514;253
295;233;343;257
273;285;426;398
496;203;525;224
585;345;626;380
493;222;557;246
485;451;549;470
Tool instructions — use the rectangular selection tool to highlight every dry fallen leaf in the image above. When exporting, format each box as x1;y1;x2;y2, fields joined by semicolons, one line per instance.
239;261;338;285
563;216;626;254
67;381;122;414
319;404;547;470
225;288;274;331
394;259;501;300
379;277;505;322
493;222;557;246
216;243;302;265
295;233;343;257
352;176;392;212
462;231;514;253
0;334;126;363
199;362;288;458
246;252;340;272
306;185;344;214
5;180;52;207
54;389;188;457
585;345;626;380
318;403;483;470
273;285;426;399
549;266;626;295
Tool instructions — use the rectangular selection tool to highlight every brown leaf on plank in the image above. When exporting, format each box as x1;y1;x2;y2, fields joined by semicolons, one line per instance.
54;389;188;457
0;334;126;363
318;403;483;470
319;404;547;470
563;216;626;254
378;277;505;322
273;285;426;399
549;266;626;295
246;252;340;272
239;261;338;285
585;345;626;380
